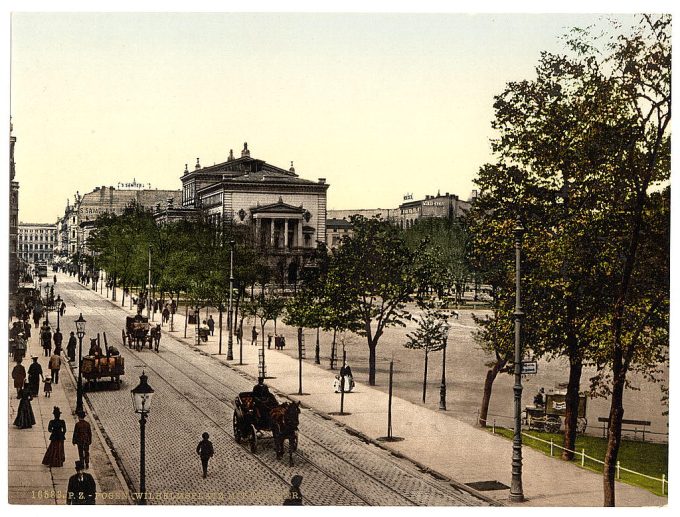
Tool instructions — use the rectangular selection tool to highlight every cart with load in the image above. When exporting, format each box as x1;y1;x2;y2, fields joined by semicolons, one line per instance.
81;354;125;390
122;315;150;351
524;389;588;434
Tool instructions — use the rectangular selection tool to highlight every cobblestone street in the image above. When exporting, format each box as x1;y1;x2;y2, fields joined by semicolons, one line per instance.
59;279;488;506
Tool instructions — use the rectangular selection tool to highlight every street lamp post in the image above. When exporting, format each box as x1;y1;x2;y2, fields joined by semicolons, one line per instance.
75;313;86;416
147;246;152;320
131;372;155;505
439;324;449;411
55;295;62;332
510;220;525;503
227;241;235;360
44;284;50;325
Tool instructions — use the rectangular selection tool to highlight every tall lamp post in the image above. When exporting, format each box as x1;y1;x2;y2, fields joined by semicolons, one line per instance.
75;313;86;416
131;372;154;505
439;323;449;411
227;240;235;360
55;295;62;332
147;245;152;320
44;284;50;325
510;220;525;502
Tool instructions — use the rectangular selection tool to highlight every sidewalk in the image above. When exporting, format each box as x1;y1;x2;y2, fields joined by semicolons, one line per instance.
101;280;668;507
8;302;130;504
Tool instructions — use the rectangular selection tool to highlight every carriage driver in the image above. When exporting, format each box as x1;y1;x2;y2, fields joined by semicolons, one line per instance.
253;377;278;424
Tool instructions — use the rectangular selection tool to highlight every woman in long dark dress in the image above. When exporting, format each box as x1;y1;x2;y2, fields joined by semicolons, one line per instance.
13;384;36;429
42;406;66;467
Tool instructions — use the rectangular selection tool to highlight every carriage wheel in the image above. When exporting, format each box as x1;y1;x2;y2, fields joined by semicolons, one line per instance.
545;415;561;434
233;412;242;443
250;424;258;453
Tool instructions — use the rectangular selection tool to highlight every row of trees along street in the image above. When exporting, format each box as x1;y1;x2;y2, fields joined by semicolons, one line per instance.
81;15;668;507
467;15;670;506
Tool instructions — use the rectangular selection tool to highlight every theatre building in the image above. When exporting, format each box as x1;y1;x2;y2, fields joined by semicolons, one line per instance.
174;142;329;286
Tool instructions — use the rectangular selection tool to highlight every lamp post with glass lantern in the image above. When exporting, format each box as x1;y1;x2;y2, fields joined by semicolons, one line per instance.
55;295;62;332
75;313;86;416
131;372;154;505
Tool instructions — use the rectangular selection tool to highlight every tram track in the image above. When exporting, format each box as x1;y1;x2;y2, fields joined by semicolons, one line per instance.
64;282;486;506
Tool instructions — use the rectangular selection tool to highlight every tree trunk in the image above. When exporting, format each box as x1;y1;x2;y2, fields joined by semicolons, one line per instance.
562;349;583;461
422;348;429;403
603;368;625;506
478;358;507;427
330;329;337;370
218;305;223;353
368;340;377;386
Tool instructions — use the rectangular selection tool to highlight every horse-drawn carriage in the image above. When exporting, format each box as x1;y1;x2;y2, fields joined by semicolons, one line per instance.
81;354;125;390
122;315;150;351
524;390;588;434
233;392;300;464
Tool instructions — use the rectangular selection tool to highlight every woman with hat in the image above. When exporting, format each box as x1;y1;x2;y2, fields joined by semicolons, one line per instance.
42;406;66;467
13;383;36;429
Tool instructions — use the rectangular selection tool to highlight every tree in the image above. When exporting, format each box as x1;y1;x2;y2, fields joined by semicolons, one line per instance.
404;309;449;403
329;216;415;385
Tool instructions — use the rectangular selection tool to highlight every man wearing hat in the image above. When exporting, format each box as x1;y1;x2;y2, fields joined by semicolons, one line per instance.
27;356;43;397
67;460;96;505
48;351;62;385
41;322;53;357
73;412;92;469
195;432;215;478
11;359;26;398
283;475;303;505
67;332;77;362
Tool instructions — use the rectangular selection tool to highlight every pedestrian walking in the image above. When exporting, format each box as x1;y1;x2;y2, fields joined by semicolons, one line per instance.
67;332;77;362
67;460;96;505
49;352;62;385
268;333;273;349
23;319;31;339
33;306;42;328
43;376;52;397
251;326;258;346
41;323;52;357
153;324;161;352
72;412;92;469
53;329;63;355
11;359;26;398
27;356;43;397
162;306;170;325
60;301;66;317
207;315;215;336
196;432;215;478
13;384;36;429
42;406;66;467
283;475;303;505
236;324;243;346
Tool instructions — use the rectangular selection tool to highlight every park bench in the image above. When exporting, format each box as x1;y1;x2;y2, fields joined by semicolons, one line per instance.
598;417;652;441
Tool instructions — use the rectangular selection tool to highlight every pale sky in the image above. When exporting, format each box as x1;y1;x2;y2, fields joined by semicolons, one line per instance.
10;11;640;223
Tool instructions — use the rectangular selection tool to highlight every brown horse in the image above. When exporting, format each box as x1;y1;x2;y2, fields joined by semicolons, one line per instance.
270;401;300;465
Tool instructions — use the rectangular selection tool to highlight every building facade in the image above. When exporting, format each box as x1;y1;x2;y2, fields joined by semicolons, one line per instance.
171;142;329;285
9;120;20;292
399;192;471;229
17;223;57;264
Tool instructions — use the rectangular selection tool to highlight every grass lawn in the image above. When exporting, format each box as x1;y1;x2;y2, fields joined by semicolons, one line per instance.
490;427;668;497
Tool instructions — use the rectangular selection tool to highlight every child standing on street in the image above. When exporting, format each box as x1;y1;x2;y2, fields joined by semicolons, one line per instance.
196;432;214;478
43;377;52;398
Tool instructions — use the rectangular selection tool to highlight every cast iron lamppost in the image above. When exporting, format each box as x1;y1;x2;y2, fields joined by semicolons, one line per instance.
55;294;62;332
75;313;86;416
227;240;235;360
131;371;154;505
439;322;449;411
510;220;525;502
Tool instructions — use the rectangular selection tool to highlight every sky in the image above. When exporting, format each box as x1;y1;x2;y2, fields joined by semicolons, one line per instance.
6;9;646;223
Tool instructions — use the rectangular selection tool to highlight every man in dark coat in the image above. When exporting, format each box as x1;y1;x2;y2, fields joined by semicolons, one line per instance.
196;432;214;478
67;332;77;362
207;315;215;336
27;356;44;397
12;360;26;398
72;412;92;469
53;329;63;355
67;460;96;505
41;324;53;357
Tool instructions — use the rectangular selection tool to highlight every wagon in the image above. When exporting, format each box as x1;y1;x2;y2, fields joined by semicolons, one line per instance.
122;315;150;351
81;355;125;390
524;391;588;434
233;392;300;463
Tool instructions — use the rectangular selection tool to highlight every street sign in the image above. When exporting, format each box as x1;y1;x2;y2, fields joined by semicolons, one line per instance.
521;361;538;375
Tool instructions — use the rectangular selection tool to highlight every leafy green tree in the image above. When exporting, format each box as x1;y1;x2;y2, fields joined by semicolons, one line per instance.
404;309;449;403
329;216;415;385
